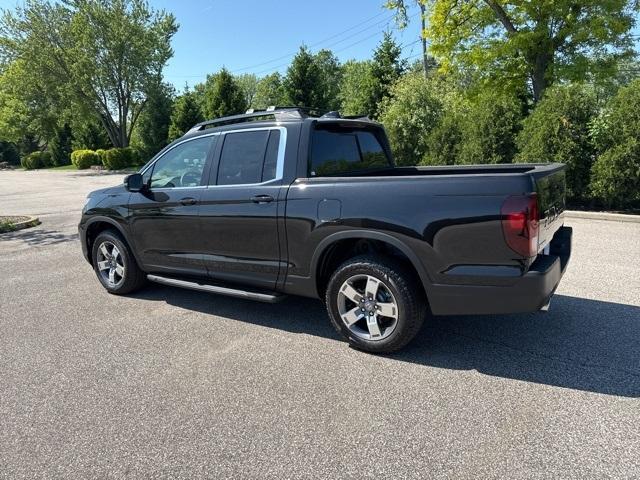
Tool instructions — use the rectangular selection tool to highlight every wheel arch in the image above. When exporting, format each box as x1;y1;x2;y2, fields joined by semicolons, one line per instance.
84;217;139;267
311;230;432;300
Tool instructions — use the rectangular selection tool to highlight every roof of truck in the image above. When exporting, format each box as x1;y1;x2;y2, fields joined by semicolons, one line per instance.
183;107;380;138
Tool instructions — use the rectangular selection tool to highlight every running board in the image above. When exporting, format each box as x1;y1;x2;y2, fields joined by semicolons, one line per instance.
147;275;286;303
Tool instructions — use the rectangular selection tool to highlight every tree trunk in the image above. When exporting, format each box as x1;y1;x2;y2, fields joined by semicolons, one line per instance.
419;3;428;78
531;52;551;103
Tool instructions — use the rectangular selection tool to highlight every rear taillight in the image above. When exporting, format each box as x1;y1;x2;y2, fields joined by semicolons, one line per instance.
501;194;539;257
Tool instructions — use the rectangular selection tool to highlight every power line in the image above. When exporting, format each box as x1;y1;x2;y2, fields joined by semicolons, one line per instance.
168;9;422;80
169;10;397;78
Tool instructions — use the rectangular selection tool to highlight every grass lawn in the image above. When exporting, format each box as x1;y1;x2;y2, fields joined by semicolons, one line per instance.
46;164;77;171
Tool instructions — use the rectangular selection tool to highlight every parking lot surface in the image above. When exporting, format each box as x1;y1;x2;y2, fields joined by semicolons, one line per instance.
1;169;639;479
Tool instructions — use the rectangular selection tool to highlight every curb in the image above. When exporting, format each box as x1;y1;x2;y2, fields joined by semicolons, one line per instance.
1;216;40;233
565;210;640;223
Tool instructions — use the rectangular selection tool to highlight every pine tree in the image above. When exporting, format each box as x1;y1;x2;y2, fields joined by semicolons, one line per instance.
371;33;406;118
50;123;73;166
314;49;342;111
284;46;323;108
168;90;204;141
136;82;174;157
253;73;287;109
202;68;247;119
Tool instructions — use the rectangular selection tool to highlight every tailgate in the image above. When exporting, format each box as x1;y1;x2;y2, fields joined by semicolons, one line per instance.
533;164;567;251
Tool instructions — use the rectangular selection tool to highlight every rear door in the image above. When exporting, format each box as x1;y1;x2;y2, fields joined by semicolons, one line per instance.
128;135;217;276
198;127;286;289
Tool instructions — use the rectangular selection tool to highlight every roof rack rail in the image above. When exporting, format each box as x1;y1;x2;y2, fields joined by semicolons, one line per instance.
185;106;325;134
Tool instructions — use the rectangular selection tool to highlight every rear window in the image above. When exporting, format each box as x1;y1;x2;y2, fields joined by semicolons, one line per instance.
310;127;391;176
216;129;280;185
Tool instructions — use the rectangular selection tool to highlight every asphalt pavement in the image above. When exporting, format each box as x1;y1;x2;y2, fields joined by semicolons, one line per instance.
1;169;639;479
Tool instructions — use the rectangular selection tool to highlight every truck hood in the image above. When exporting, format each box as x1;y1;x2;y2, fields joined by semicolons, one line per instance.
88;184;126;198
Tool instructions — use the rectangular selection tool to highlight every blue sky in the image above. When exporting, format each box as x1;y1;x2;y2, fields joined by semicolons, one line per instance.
0;0;637;89
153;0;422;89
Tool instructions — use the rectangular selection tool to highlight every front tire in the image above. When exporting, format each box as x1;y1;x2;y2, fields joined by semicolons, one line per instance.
325;255;427;353
91;230;146;295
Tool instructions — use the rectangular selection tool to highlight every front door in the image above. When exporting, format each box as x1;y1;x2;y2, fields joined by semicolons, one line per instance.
129;135;217;276
199;128;285;289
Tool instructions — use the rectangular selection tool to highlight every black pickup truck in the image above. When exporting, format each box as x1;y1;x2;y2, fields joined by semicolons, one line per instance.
79;107;572;353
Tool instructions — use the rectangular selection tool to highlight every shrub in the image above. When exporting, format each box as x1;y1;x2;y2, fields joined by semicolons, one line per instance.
50;123;73;166
95;149;107;165
457;91;523;165
423;111;463;165
589;79;640;209
71;149;101;169
378;72;443;166
21;151;52;170
590;139;640;209
515;84;597;202
0;140;20;165
102;148;131;170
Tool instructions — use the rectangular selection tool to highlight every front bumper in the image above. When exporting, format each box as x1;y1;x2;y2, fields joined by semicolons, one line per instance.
78;223;91;264
429;226;573;315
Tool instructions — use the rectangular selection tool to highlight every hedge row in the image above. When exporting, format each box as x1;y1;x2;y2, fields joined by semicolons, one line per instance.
70;147;144;170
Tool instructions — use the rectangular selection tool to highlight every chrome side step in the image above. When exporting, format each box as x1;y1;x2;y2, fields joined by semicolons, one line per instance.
147;275;286;303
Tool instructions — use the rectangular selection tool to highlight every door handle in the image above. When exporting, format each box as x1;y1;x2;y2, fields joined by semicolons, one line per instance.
179;197;198;206
251;195;274;204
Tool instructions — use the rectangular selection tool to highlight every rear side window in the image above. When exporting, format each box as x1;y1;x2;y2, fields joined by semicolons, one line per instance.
310;128;390;176
216;130;281;185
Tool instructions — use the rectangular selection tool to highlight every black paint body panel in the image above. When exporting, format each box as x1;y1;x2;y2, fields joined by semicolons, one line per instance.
79;116;570;316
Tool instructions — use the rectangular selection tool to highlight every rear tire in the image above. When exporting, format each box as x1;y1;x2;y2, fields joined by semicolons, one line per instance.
91;230;147;295
325;255;427;353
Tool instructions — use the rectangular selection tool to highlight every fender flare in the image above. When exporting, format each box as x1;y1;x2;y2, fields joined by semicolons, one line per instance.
310;230;432;297
83;216;142;266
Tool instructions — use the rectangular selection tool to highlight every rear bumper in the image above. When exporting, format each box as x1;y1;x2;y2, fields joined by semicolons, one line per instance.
429;226;572;315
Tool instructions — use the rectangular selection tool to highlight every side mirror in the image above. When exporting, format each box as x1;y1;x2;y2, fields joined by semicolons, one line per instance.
124;173;144;192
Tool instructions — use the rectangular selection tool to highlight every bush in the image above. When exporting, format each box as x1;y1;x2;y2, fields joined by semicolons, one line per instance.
590;139;640;209
71;149;101;169
589;79;640;208
378;72;443;166
515;84;597;202
0;140;20;165
20;151;52;170
457;91;523;165
98;147;145;170
50;123;73;166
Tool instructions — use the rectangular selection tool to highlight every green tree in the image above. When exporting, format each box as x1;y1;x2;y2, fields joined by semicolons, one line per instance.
385;0;430;77
201;68;247;119
0;140;20;165
0;0;178;147
0;59;58;148
391;0;638;102
134;81;174;158
516;84;597;201
590;79;640;208
378;72;443;166
313;49;342;111
49;123;73;166
339;60;377;116
457;91;523;165
236;73;259;108
72;116;111;151
168;90;204;141
284;46;323;108
370;32;406;118
253;73;287;109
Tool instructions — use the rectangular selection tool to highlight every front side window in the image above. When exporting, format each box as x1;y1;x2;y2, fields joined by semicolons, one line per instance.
310;127;391;176
217;130;280;186
149;136;215;189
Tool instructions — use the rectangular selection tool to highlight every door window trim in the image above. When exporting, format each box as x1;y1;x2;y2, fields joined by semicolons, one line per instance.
139;132;221;191
208;126;287;188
